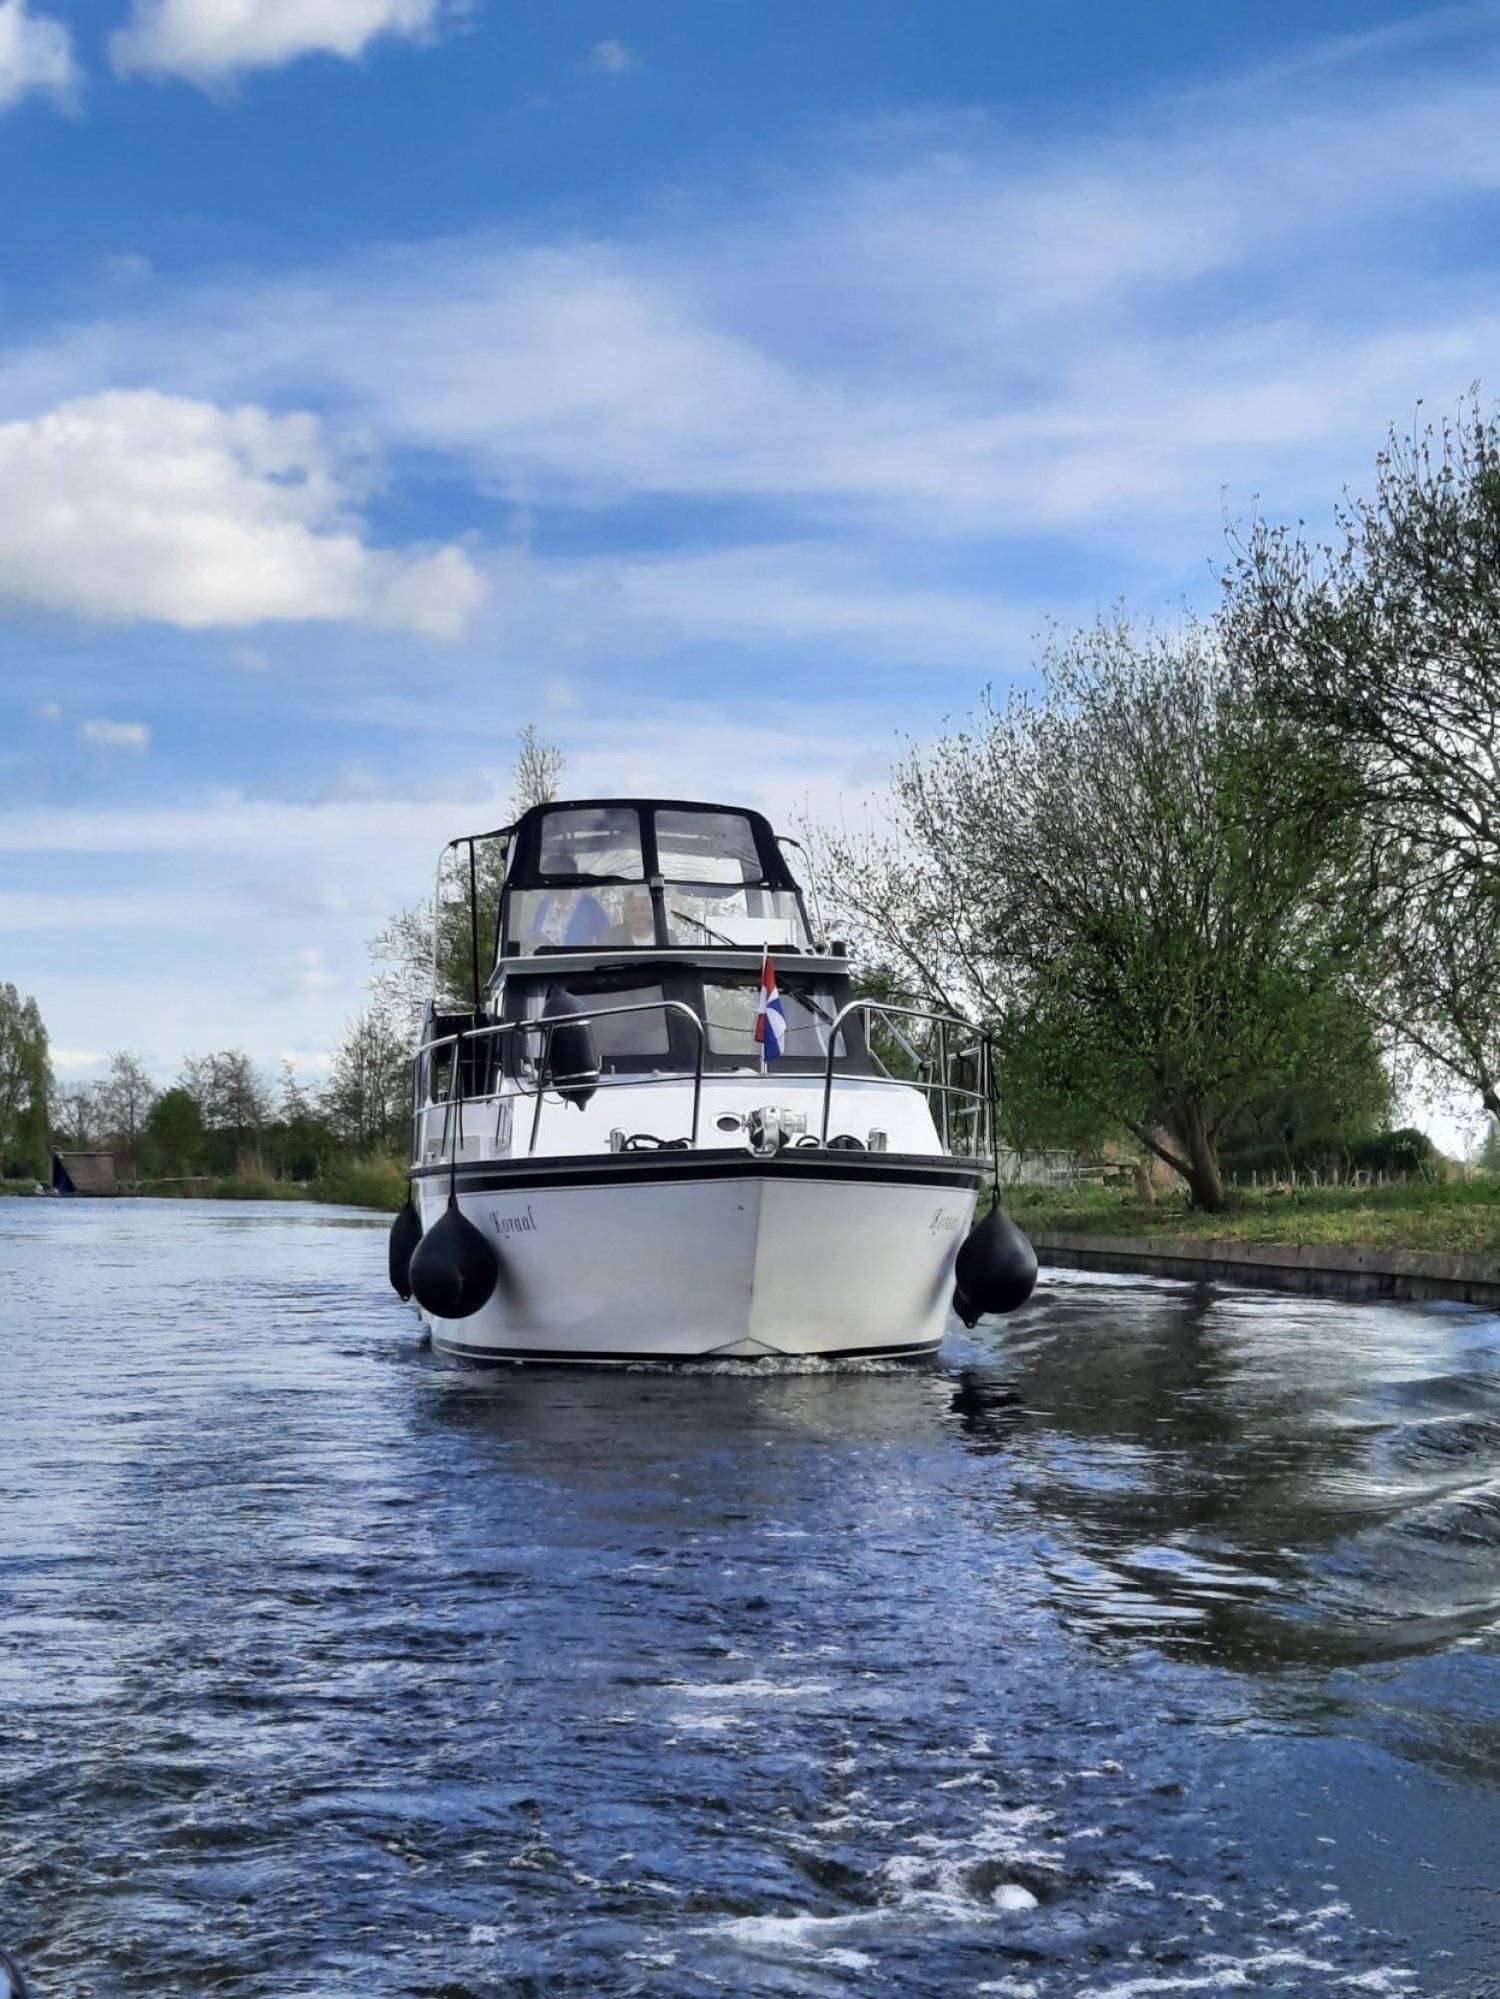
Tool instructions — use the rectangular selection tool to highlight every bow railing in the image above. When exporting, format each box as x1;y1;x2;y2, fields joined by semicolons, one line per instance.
414;1001;708;1159
818;999;992;1158
412;996;992;1161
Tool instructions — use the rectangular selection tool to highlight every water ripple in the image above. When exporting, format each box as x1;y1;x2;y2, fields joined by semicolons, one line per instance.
0;1205;1495;1993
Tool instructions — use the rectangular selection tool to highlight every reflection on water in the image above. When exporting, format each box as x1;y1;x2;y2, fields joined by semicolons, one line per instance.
963;1276;1500;1679
1;1201;1498;1995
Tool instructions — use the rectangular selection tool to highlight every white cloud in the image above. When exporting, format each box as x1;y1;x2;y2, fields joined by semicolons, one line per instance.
22;13;1500;567
589;38;635;74
293;945;338;992
230;643;270;671
13;11;1500;1091
0;891;182;929
0;704;884;1075
0;391;486;633
556;543;1046;664
0;0;78;113
35;699;61;721
79;718;151;750
0;11;1497;678
111;0;448;86
280;1048;332;1074
103;252;154;285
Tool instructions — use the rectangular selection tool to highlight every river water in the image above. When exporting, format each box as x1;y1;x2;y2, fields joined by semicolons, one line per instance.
2;1200;1498;1997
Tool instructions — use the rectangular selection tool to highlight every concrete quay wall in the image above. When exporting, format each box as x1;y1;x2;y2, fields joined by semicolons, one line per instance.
1030;1231;1500;1309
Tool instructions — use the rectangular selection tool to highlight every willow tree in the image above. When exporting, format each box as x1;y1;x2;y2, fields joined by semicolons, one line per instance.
1233;398;1500;1121
818;617;1373;1211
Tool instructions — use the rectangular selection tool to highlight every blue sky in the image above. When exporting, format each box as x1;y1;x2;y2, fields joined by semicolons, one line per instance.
2;0;1499;1129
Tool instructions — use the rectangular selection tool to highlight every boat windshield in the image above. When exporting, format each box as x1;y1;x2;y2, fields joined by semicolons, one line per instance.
501;802;813;955
509;884;657;953
660;886;807;950
656;807;811;949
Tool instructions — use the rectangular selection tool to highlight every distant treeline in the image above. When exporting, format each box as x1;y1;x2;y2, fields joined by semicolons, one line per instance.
42;1042;409;1186
0;731;565;1200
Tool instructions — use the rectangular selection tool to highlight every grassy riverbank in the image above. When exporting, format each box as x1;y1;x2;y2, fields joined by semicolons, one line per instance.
25;1156;414;1211
1005;1178;1500;1257
179;1156;408;1210
307;1155;407;1211
25;1159;1500;1251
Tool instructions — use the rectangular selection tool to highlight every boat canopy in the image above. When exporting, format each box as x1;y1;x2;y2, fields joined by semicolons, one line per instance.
499;799;817;958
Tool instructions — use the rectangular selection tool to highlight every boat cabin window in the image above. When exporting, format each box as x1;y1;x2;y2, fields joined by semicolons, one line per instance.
513;974;671;1067
500;964;867;1076
701;976;847;1062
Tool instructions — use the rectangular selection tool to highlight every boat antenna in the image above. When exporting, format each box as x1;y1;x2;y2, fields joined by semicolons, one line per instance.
984;1032;1001;1209
468;839;481;1012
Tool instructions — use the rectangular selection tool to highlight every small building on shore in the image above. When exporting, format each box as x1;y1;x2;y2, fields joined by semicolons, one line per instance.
52;1152;121;1197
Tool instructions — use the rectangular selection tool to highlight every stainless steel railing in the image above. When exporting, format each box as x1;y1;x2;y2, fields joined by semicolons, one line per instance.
818;999;991;1157
414;1000;708;1160
414;995;992;1163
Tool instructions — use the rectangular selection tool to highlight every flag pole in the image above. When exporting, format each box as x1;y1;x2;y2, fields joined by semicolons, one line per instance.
759;944;768;1077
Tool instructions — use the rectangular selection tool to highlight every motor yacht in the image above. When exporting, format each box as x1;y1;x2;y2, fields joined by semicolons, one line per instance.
391;798;1034;1363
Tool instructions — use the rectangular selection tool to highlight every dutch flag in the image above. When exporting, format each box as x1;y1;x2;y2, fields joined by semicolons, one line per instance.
754;952;787;1063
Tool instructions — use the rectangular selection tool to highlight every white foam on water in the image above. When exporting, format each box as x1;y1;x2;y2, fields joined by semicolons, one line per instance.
1241;1951;1338;1973
702;1795;1059;1969
686;1355;917;1377
876;1798;1060;1925
991;1883;1040;1912
704;1910;879;1954
1041;1267;1193;1295
1293;1901;1353;1930
1079;1945;1421;1997
1080;1971;1256;1995
671;1678;835;1700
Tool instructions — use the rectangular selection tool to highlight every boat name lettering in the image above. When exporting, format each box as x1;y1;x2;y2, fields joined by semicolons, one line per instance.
492;1207;538;1239
929;1208;961;1235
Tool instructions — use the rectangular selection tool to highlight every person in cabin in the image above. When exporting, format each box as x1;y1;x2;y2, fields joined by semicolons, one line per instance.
601;886;658;947
525;890;612;947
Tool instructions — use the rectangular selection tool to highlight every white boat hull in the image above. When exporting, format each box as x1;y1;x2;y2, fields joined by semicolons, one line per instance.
413;1151;981;1363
